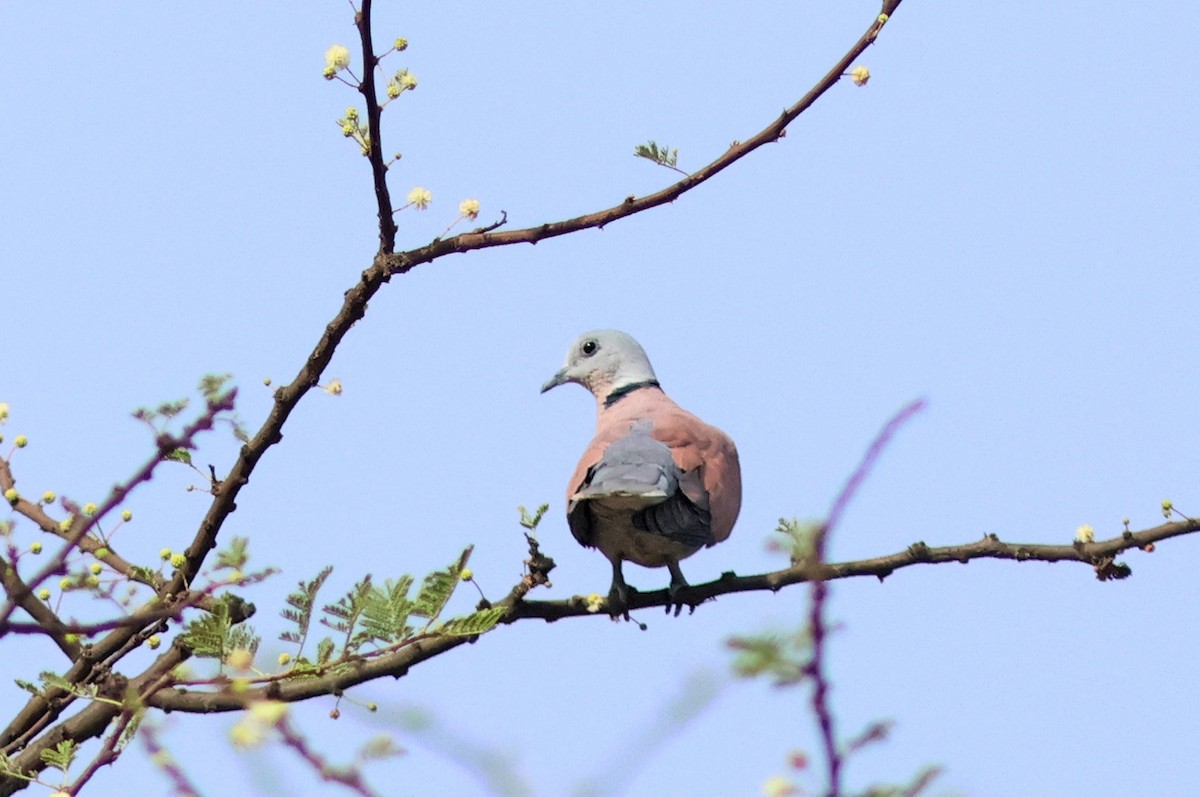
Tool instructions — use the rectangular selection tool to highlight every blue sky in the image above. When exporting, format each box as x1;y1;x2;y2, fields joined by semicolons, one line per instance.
3;2;1199;796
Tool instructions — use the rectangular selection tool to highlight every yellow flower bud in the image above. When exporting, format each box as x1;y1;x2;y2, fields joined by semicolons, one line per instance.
226;648;255;671
324;44;351;72
459;199;480;220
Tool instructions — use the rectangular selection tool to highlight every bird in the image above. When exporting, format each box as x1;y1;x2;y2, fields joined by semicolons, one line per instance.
541;329;741;617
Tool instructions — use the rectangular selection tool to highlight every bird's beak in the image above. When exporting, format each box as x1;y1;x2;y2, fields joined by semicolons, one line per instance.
540;369;570;394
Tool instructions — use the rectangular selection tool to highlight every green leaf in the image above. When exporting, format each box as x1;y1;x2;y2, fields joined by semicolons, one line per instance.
163;448;193;465
198;373;232;402
39;739;78;773
320;576;374;653
633;140;680;169
280;566;333;653
359;734;403;761
439;606;505;636
215;536;250;571
180;596;259;660
413;546;473;620
14;679;43;698
360;576;415;645
517;504;549;531
316;637;335;665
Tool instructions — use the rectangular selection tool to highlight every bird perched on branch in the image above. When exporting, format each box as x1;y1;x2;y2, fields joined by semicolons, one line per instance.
541;330;741;617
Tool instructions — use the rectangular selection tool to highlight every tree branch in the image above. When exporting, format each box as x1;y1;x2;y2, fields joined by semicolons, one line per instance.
375;1;903;278
130;515;1195;718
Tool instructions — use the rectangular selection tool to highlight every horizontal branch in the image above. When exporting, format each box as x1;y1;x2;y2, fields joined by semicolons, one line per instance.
139;517;1195;717
508;517;1199;622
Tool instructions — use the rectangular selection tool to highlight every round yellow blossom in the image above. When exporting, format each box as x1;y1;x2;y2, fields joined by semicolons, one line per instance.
0;402;9;422
460;568;473;581
60;577;72;590
585;593;605;613
89;562;103;575
83;502;98;516
322;66;336;79
14;435;28;448
160;547;173;560
169;552;187;569
341;122;355;137
324;379;343;396
762;775;798;797
147;635;162;649
96;547;109;558
3;488;17;505
226;648;255;671
278;652;292;666
1074;524;1095;543
407;186;432;210
30;541;42;554
86;575;100;587
324;44;351;72
42;490;56;504
386;82;401;99
263;377;272;386
850;66;871;86
345;106;359;120
38;588;51;600
121;509;132;522
249;701;288;724
1162;499;1174;517
459;198;480;220
394;37;408;51
399;71;418;90
229;569;244;582
59;519;72;532
230;718;267;748
64;633;79;644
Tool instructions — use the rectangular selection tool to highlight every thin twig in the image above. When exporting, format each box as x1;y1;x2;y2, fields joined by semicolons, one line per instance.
277;716;382;797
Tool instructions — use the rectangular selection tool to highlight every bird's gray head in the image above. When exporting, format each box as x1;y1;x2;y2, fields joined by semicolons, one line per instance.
540;329;659;401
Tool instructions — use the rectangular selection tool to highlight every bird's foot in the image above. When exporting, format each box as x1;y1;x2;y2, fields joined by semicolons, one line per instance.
666;564;692;617
607;582;631;622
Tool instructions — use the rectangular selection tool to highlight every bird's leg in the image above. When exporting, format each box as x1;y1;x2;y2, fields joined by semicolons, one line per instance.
608;560;631;621
666;561;690;617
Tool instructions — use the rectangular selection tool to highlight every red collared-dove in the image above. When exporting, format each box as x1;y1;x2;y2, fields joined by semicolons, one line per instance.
541;330;741;616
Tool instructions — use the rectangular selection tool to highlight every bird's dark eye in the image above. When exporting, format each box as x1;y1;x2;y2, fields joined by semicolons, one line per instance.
581;340;598;356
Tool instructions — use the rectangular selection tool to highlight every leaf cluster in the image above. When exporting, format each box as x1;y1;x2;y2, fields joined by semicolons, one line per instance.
277;546;504;674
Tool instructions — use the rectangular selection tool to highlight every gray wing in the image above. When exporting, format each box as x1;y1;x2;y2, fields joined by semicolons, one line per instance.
570;420;712;549
573;425;680;503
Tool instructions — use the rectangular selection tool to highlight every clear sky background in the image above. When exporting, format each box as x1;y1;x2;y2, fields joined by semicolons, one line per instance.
3;2;1199;796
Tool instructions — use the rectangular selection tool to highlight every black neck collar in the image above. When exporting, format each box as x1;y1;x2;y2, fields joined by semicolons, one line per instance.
603;380;661;408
